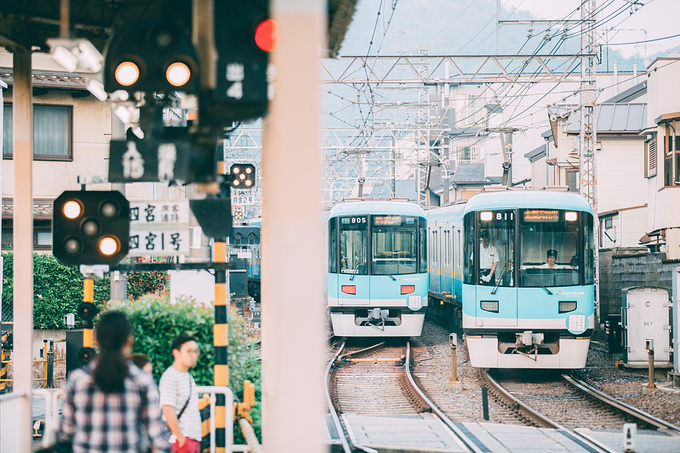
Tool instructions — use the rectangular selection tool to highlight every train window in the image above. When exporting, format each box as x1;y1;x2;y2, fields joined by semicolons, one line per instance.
419;220;427;273
372;215;418;275
463;214;475;284
329;218;338;273
519;210;582;287
476;210;514;288
583;213;595;285
339;216;368;275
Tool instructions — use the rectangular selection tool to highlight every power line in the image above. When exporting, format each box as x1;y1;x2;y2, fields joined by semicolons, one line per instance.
607;32;680;46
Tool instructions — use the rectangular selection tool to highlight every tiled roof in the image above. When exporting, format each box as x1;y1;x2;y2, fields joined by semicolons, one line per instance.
566;103;647;133
0;69;89;90
452;163;497;185
524;144;547;162
3;199;53;219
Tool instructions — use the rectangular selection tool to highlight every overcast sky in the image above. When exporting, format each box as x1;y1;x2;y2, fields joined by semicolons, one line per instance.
505;0;680;59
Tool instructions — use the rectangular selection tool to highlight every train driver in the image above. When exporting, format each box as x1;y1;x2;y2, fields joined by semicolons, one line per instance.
541;249;559;269
479;230;498;285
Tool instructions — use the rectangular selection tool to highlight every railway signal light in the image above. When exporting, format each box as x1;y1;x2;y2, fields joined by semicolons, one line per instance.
104;18;199;94
53;191;130;265
230;164;256;188
206;1;275;124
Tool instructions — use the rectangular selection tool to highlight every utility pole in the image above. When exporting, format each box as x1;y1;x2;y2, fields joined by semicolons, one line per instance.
579;0;600;319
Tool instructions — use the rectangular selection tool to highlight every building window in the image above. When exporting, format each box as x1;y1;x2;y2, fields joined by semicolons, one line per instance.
3;104;73;161
1;219;53;250
645;138;657;178
457;94;485;128
663;122;680;187
456;146;479;163
567;170;578;192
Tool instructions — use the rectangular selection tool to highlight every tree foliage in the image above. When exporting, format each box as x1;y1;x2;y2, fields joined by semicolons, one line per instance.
1;253;168;329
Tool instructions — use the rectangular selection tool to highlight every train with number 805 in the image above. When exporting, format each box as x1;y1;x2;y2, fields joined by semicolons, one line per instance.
327;200;428;337
427;189;595;368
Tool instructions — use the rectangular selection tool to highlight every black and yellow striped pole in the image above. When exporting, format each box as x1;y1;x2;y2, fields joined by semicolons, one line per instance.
0;332;9;393
77;279;97;365
214;240;228;452
214;156;229;453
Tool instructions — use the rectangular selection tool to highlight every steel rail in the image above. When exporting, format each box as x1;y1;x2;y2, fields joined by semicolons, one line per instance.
402;341;487;453
564;373;680;435
325;341;377;453
481;370;614;453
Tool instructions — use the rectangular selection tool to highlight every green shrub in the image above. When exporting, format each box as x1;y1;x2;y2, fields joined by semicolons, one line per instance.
106;295;261;441
2;253;110;329
1;253;168;329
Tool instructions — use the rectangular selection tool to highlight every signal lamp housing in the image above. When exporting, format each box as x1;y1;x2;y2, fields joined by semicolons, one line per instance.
230;163;256;189
104;18;200;94
53;191;130;265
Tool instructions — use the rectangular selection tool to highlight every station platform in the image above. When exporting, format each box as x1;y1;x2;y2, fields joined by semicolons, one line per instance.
325;414;680;452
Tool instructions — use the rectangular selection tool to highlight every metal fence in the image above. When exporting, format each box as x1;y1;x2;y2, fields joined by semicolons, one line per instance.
33;385;242;453
0;391;25;451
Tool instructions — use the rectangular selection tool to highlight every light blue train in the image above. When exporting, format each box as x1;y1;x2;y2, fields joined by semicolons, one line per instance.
327;200;428;337
427;190;595;368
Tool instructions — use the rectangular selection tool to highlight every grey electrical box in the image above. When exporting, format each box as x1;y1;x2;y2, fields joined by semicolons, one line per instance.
622;287;672;368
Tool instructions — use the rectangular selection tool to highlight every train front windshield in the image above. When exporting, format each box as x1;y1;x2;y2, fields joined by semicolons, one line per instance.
464;209;594;287
332;215;427;276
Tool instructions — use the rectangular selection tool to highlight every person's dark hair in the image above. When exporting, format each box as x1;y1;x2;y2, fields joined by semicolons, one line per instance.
130;353;150;370
172;334;197;352
93;311;133;393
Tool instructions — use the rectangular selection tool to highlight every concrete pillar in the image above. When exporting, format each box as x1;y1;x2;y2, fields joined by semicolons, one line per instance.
13;46;34;453
261;1;325;451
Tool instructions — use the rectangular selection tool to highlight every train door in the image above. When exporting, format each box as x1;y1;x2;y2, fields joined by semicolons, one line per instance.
475;210;517;327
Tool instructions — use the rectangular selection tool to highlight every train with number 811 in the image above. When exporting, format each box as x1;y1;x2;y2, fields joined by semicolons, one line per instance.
427;189;595;368
327;200;428;337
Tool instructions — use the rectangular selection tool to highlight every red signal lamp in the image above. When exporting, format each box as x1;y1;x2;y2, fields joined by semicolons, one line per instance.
255;19;278;52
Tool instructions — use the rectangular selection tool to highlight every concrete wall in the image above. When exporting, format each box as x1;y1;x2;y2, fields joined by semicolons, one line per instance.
599;247;679;321
597;138;647;213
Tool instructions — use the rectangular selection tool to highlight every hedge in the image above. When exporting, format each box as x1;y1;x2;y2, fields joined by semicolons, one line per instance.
1;253;168;329
107;295;261;441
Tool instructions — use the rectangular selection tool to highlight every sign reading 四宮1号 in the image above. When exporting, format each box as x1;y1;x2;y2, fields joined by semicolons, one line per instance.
128;201;190;256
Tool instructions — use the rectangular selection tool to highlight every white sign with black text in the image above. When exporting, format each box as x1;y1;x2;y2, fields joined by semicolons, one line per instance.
128;200;190;256
231;189;258;205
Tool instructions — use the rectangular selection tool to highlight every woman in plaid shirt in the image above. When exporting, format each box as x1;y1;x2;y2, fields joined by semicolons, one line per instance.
59;311;169;453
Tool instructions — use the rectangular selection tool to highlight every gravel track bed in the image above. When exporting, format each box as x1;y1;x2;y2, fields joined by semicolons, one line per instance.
413;321;521;424
578;341;680;426
490;369;643;430
330;342;418;416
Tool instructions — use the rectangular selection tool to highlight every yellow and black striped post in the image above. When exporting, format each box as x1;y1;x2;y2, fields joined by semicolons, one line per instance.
83;279;94;350
0;332;9;392
214;240;229;453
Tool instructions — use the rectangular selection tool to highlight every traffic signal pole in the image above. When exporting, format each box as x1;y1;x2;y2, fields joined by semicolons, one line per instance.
261;1;326;451
12;46;34;453
213;239;229;453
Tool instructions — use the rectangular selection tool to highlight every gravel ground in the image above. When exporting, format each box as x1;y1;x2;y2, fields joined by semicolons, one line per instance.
579;342;680;426
415;320;680;427
413;321;520;423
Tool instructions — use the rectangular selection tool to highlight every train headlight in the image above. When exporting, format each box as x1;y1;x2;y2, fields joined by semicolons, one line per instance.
565;211;578;222
480;211;493;222
480;300;499;313
559;300;577;313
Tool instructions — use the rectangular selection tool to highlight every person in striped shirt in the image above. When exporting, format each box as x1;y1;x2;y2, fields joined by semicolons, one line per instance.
159;334;202;453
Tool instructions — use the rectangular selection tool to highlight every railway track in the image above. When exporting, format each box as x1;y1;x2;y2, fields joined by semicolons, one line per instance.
325;340;485;453
481;368;680;452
